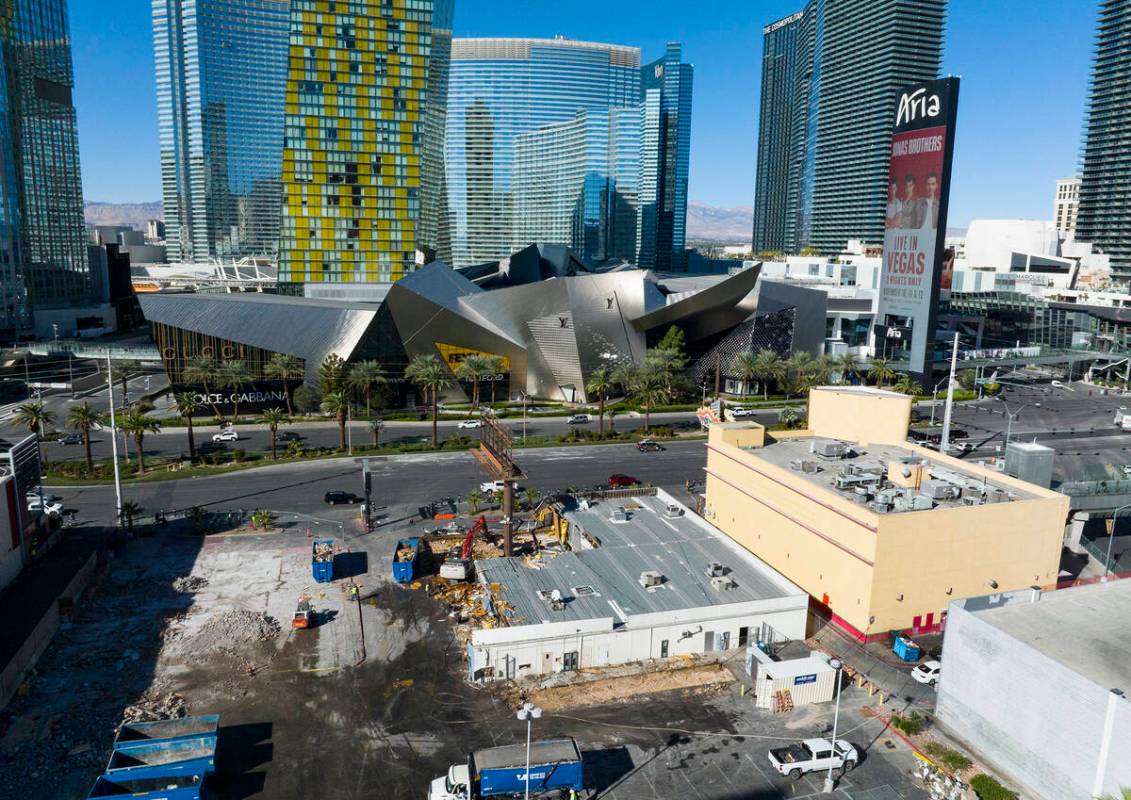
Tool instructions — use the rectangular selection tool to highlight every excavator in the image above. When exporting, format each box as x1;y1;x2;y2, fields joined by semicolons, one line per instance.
531;497;569;548
439;515;488;582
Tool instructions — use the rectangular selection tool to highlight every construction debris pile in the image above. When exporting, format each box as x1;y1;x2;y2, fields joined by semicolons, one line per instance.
166;609;282;656
395;541;417;563
313;542;334;562
120;691;189;724
172;575;208;593
417;578;515;632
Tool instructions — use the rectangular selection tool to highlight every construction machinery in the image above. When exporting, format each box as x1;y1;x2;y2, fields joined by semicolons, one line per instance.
292;599;313;629
531;498;569;547
440;516;487;582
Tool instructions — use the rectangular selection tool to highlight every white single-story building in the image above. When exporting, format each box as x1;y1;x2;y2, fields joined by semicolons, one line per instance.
469;490;808;681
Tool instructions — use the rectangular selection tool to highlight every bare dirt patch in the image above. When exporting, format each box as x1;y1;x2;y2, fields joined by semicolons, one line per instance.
524;664;734;712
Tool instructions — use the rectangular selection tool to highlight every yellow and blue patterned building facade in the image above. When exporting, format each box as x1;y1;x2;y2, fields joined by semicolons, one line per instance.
279;0;453;297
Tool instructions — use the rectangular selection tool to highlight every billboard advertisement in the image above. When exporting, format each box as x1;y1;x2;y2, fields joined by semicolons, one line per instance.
877;77;960;382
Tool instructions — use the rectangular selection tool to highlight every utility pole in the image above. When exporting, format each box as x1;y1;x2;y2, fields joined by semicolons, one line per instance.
940;333;959;454
106;354;123;524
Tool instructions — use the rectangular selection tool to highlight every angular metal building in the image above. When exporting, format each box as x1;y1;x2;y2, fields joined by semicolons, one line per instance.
138;251;815;405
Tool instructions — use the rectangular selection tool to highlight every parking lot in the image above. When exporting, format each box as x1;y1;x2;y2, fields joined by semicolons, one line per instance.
0;501;933;800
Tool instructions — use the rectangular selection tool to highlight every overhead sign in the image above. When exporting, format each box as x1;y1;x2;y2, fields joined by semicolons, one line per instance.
877;77;961;383
764;10;804;34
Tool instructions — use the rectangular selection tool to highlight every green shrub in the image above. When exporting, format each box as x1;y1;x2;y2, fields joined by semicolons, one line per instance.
923;742;971;772
969;773;1018;800
889;711;925;736
232;448;245;463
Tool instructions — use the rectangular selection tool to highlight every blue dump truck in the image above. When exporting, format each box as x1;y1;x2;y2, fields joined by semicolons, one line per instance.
392;538;425;583
428;738;584;799
312;539;334;583
86;715;219;800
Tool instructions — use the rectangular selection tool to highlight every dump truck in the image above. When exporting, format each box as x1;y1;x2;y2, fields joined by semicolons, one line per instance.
114;715;220;750
105;736;217;779
312;540;334;583
428;738;584;799
392;537;425;583
87;772;206;799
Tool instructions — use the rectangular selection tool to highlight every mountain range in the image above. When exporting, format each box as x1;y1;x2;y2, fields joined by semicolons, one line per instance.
84;201;163;230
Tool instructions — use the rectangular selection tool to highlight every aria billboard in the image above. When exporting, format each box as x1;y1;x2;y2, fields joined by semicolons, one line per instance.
876;77;960;383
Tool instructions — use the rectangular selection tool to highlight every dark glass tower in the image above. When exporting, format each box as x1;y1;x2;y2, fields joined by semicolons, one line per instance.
1076;0;1131;277
153;0;290;263
1;0;93;330
751;0;945;256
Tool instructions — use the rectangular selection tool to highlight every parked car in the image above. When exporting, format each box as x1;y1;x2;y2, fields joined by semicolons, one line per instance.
636;439;665;452
768;739;858;780
27;496;64;517
60;433;83;445
730;407;758;419
275;431;301;442
324;491;361;505
608;474;639;488
566;414;590;424
911;660;942;686
479;479;517;494
458;419;482;429
212;429;239;442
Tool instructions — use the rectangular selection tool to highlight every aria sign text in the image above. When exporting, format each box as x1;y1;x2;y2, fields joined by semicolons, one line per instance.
895;87;941;127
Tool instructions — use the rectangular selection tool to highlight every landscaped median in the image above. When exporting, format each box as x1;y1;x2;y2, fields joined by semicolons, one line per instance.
43;428;706;486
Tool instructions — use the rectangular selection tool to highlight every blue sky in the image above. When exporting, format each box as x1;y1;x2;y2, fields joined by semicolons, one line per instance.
71;0;1097;226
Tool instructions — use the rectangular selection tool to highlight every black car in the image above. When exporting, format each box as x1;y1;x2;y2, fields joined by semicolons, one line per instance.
636;440;665;452
275;431;301;442
324;491;361;505
60;433;83;445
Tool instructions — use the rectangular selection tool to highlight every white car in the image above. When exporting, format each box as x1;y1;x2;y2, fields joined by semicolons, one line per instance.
479;480;517;494
27;496;64;517
566;414;590;424
911;659;942;686
730;407;758;419
212;429;239;442
457;419;482;429
768;739;858;780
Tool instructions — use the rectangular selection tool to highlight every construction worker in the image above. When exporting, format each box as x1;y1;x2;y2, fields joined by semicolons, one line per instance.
349;582;360;602
568;789;577;800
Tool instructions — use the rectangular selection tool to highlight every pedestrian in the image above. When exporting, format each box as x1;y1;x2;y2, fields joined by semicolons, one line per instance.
349;582;360;602
568;789;577;800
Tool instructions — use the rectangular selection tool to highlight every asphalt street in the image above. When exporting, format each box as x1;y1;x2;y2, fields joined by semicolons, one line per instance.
50;439;710;528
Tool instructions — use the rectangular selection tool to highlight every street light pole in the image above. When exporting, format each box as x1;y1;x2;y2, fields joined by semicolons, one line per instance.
1002;402;1029;447
1106;503;1131;579
928;378;947;427
516;702;543;800
105;354;123;524
822;658;844;794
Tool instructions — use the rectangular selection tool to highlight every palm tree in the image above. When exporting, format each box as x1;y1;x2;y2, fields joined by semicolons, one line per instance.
455;354;491;408
868;358;897;387
810;354;837;386
783;352;814;399
730;352;760;397
644;347;686;399
834;352;860;385
119;410;161;474
320;392;349;450
219;360;251;420
13;401;55;468
346;360;386;417
631;367;670;433
66;402;104;474
264;353;303;415
183;355;223;417
521;486;540;510
261;407;288;459
114;359;141;403
404;354;453;448
893;373;923;396
173;392;198;460
484;355;505;404
749;349;783;401
585;366;615;438
611;361;638;400
369;419;383;447
468;489;482;514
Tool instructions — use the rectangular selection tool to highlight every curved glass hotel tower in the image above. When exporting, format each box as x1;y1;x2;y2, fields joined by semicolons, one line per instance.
445;37;691;270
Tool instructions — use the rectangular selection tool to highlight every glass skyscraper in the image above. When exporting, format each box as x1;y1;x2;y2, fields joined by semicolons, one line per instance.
277;0;454;299
444;37;692;270
0;0;93;332
1076;0;1131;278
751;0;945;256
152;0;290;263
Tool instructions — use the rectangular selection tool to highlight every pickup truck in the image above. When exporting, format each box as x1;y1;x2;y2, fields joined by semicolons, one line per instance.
428;738;584;799
768;738;858;780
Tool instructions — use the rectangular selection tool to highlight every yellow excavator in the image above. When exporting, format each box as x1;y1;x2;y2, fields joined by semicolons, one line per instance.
531;498;569;547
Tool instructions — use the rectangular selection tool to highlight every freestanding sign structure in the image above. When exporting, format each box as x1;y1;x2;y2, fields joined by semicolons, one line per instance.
876;77;960;385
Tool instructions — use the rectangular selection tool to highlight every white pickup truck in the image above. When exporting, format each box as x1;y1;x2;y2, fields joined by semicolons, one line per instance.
768;738;858;780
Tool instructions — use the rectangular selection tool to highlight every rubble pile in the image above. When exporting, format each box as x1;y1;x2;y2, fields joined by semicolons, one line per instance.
172;575;209;593
312;542;334;562
172;609;281;655
120;691;189;723
419;577;515;629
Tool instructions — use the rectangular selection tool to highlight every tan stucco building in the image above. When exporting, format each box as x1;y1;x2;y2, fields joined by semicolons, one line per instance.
703;387;1069;641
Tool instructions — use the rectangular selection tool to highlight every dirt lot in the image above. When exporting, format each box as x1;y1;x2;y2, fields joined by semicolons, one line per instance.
526;663;734;713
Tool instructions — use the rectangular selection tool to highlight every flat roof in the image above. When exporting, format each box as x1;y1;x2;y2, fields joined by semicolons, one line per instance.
478;493;802;627
749;435;1036;512
963;580;1131;693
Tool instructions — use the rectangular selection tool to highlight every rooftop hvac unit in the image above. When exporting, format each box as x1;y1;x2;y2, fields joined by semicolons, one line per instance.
610;508;629;523
920;478;961;501
893;492;934;512
962;495;981;507
870;499;893;514
663;503;684;518
705;561;725;578
852;486;871;504
710;575;736;591
813;440;850;459
639;570;664;588
537;589;566;611
834;471;882;490
790;458;820;473
984;488;1008;504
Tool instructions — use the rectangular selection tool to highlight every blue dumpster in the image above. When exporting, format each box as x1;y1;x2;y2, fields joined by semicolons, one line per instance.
892;635;921;662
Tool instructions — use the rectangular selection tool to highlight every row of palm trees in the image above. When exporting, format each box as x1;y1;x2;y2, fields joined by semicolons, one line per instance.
13;400;163;475
726;350;920;398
